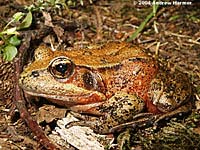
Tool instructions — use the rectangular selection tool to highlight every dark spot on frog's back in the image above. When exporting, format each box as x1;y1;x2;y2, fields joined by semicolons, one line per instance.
100;58;108;64
128;57;147;62
83;51;92;56
98;64;122;72
31;71;39;77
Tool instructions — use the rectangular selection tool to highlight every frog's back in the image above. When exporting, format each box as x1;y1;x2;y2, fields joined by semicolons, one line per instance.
63;42;149;68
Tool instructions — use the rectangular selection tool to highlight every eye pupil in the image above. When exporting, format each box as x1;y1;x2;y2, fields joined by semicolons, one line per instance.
56;63;68;74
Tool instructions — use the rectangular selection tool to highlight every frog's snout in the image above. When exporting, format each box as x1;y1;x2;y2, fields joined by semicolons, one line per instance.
19;70;40;89
31;70;40;77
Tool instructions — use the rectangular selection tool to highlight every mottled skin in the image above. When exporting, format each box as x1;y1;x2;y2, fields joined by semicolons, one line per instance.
19;42;192;134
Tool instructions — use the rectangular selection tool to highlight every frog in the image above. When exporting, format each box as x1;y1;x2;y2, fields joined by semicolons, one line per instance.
19;42;192;134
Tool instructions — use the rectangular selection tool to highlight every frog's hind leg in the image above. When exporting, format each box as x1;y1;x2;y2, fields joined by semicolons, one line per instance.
110;102;192;133
154;102;192;126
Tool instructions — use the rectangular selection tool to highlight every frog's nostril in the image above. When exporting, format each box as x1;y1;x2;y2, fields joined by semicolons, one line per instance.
31;71;39;77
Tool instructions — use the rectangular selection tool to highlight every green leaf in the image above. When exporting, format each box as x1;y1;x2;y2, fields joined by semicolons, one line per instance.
3;45;18;61
18;11;32;29
9;35;21;46
169;15;180;21
13;12;24;22
1;27;18;35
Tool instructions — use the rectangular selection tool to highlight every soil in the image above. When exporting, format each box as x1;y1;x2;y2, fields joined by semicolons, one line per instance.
0;0;200;150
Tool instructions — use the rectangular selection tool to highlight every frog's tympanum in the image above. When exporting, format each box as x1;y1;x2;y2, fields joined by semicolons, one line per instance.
19;42;192;134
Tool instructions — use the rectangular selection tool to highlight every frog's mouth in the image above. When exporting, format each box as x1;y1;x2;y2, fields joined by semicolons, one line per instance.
22;88;106;107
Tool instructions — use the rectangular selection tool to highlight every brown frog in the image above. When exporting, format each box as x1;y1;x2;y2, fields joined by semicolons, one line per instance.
19;42;192;134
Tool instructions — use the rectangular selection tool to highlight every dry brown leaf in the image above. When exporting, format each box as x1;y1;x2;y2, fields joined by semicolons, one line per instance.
36;105;67;123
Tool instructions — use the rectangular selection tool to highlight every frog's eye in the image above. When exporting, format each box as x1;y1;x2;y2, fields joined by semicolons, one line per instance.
49;57;74;79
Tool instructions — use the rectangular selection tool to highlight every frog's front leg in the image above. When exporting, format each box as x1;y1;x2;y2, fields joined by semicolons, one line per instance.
67;92;145;134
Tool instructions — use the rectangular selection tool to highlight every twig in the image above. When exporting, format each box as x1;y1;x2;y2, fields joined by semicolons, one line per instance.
94;5;103;41
13;31;60;149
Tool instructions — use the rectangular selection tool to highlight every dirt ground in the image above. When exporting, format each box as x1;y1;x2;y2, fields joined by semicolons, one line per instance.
0;0;200;150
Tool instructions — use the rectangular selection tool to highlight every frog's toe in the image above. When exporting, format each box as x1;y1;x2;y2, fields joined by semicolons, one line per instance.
65;121;83;129
132;112;154;121
153;102;192;126
110;115;157;133
65;120;98;131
